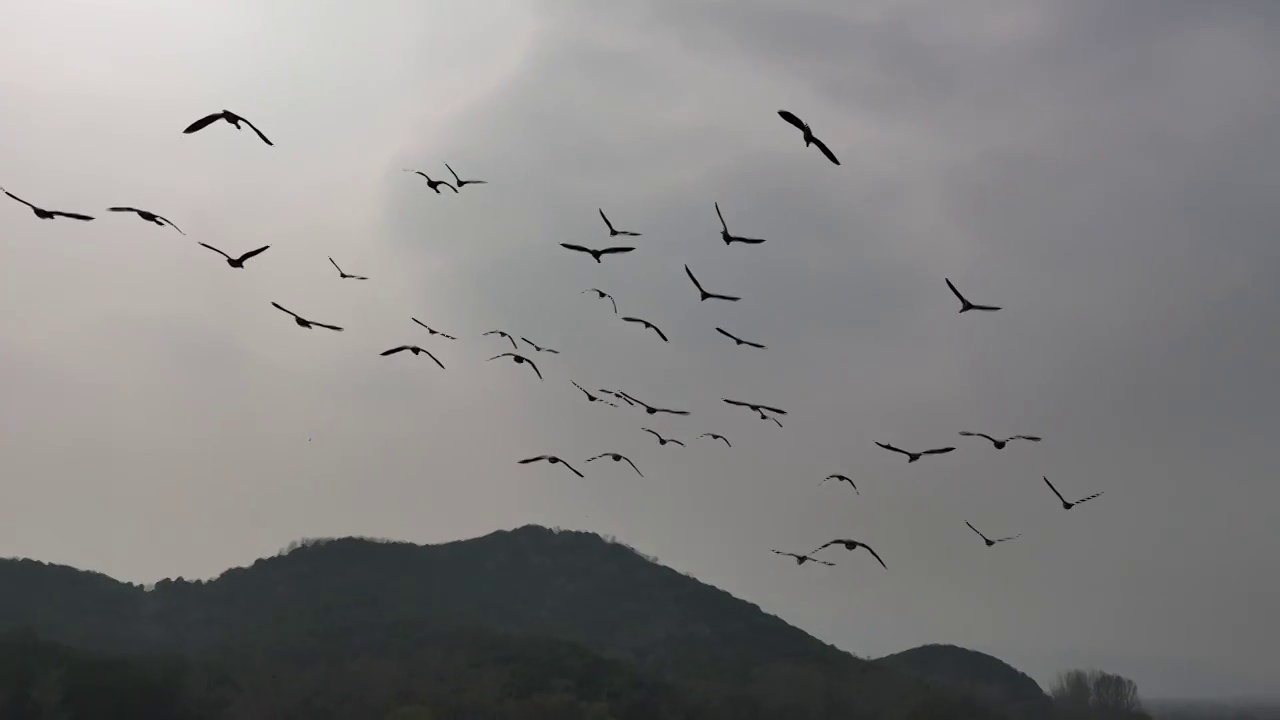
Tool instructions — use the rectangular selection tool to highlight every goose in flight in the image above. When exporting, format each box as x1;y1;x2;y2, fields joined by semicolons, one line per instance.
685;265;740;302
570;381;618;407
598;208;641;237
618;392;689;416
699;432;731;447
714;202;765;245
411;318;456;340
560;243;635;263
966;522;1021;547
328;257;368;280
483;330;518;349
641;428;685;447
2;188;94;221
182;110;273;145
821;474;858;494
715;327;765;349
958;431;1041;450
722;398;787;423
811;539;886;569
777;110;840;166
586;452;643;476
380;345;445;369
199;243;270;269
107;207;183;234
488;352;542;380
945;278;1001;313
520;337;560;354
271;302;343;331
874;442;955;463
1043;476;1103;511
581;288;618;314
517;455;584;478
770;550;835;567
444;163;487;189
621;316;668;342
403;169;457;193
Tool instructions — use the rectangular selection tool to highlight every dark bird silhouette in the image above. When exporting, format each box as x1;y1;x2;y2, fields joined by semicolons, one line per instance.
618;392;689;416
328;257;368;280
520;337;560;354
107;207;183;234
821;474;858;494
560;243;635;263
699;432;731;447
1043;476;1104;510
945;278;1001;313
599;389;635;406
182;110;273;145
403;169;457;193
641;428;685;447
875;442;956;463
958;431;1042;450
685;264;740;302
489;352;542;380
714;202;765;245
777;110;840;165
199;243;270;268
722;398;787;422
444;163;487;189
715;327;765;349
581;288;618;314
586;452;643;476
270;302;343;331
770;550;835;567
811;539;886;569
966;522;1021;547
598;208;641;237
411;318;456;340
2;188;94;221
570;381;618;406
380;345;445;369
483;330;518;349
517;455;583;478
621;316;668;342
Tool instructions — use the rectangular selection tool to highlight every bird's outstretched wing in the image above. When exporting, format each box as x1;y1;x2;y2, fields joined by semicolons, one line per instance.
1075;491;1104;505
107;206;139;213
945;277;968;304
270;302;299;319
622;456;643;476
445;163;462;185
440;181;458;193
237;115;274;146
860;544;888;569
598;246;635;256
525;358;543;380
777;110;808;132
655;407;690;416
641;428;662;441
50;211;94;221
755;403;787;415
561;243;592;255
329;257;343;274
2;189;37;209
183;112;224;134
992;534;1022;544
421;350;446;369
810;136;840;166
518;455;549;464
381;346;410;356
155;215;184;234
1043;477;1068;504
199;243;232;260
966;522;987;541
714;202;729;232
922;447;956;456
722;398;753;409
876;442;911;457
684;265;705;293
1012;435;1042;442
622;317;668;342
959;431;997;444
236;246;271;263
561;460;584;478
598;209;614;232
312;320;344;332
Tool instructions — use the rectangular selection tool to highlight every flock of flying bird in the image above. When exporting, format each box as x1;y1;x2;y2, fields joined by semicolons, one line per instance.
5;106;1106;574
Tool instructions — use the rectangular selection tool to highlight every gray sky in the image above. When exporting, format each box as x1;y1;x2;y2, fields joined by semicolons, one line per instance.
2;0;1277;702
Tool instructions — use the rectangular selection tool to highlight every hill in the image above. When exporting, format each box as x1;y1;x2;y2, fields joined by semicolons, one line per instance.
876;644;1053;719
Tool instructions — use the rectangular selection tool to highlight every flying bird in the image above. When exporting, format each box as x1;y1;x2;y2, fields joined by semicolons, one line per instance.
598;208;641;237
585;452;643;476
520;337;560;354
107;207;183;234
945;278;1001;313
874;442;956;463
770;550;835;567
1043;476;1104;511
199;243;270;269
721;398;787;422
685;265;740;302
483;330;518;349
403;169;457;193
714;202;765;245
958;432;1042;450
570;382;618;406
182;110;273;145
811;539;886;569
777;110;840;165
2;188;94;221
380;345;445;369
517;455;583;478
560;243;635;263
618;392;689;416
411;318;456;340
966;522;1021;547
444;163;487;189
715;327;765;349
488;352;542;380
328;257;368;280
641;428;684;447
821;474;858;494
621;316;668;342
581;288;618;314
270;302;343;331
699;433;731;447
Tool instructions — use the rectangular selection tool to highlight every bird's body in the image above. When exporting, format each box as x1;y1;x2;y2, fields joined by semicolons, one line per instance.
598;209;641;237
811;539;886;568
517;455;583;478
107;207;183;233
520;337;560;354
444;163;487;188
641;428;684;447
771;550;836;567
571;381;618;406
958;431;1041;450
411;318;456;339
183;110;273;145
380;345;445;369
2;189;94;221
582;288;618;314
404;169;457;193
715;327;765;349
822;474;858;494
585;452;643;476
699;433;731;447
875;442;956;463
966;522;1020;547
328;257;368;280
685;265;740;302
714;202;765;245
270;302;343;331
560;243;635;263
621;316;668;342
199;243;270;269
945;278;1001;313
777;110;840;165
483;330;518;349
489;352;542;380
1043;476;1104;510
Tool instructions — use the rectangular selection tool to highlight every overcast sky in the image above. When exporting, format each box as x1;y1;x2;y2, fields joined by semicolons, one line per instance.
2;0;1277;702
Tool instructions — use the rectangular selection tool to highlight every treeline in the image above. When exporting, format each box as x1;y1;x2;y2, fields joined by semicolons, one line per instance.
1050;668;1153;720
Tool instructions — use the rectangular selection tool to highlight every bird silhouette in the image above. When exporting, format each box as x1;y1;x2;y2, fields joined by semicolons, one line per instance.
714;202;765;245
777;110;840;165
517;455;583;478
685;265;740;302
1043;476;1104;510
182;110;273;145
520;337;560;354
199;243;270;269
444;163;487;189
328;257;368;280
874;442;956;463
958;432;1042;450
699;433;731;447
581;288;618;314
715;327;765;349
598;208;641;237
2;188;94;221
560;243;635;263
821;474;858;494
966;522;1021;547
570;382;618;406
411;319;456;340
586;452;643;476
599;389;635;406
107;207;183;233
380;345;445;369
945;278;1001;313
770;550;836;567
618;392;689;416
270;302;343;331
483;330;518;349
488;352;542;380
722;398;787;423
403;169;457;193
811;539;886;568
621;316;668;342
641;428;685;447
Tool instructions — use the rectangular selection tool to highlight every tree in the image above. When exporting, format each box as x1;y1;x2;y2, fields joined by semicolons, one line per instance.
1050;669;1150;720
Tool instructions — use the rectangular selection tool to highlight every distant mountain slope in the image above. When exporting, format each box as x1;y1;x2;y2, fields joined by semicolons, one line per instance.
876;643;1052;719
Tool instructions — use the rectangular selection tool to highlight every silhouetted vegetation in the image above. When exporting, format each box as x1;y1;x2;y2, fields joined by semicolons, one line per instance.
876;643;1053;719
1050;669;1153;719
